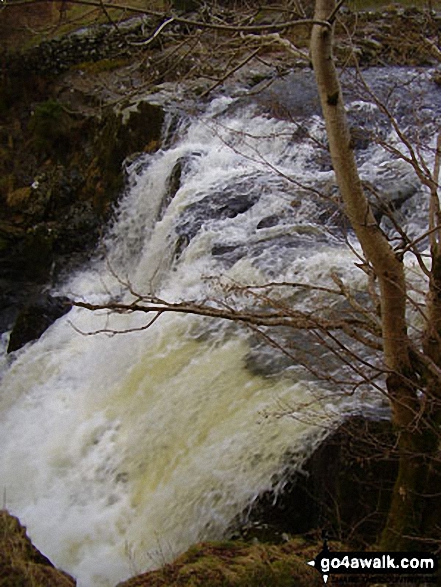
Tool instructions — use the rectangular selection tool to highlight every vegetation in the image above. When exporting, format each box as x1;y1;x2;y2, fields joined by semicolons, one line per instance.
117;540;323;587
0;510;75;587
28;100;74;158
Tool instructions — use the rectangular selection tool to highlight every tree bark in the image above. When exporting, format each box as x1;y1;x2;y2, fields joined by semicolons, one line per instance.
310;0;437;551
310;0;413;407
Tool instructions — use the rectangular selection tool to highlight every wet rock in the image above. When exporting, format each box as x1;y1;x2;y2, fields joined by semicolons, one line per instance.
256;214;280;229
96;101;164;199
233;416;397;547
364;179;420;224
349;125;371;151
252;70;321;119
0;510;76;586
158;155;192;221
7;293;72;353
211;243;241;257
176;190;260;244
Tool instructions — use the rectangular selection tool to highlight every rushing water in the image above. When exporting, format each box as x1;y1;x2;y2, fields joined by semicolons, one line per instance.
0;67;439;586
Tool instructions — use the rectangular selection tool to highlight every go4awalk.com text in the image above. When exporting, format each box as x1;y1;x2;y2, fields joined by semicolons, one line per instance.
307;542;438;584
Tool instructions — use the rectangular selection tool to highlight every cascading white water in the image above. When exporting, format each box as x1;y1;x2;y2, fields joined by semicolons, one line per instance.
0;68;438;586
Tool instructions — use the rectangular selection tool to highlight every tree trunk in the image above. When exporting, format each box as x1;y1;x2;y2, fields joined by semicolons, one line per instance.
309;0;438;551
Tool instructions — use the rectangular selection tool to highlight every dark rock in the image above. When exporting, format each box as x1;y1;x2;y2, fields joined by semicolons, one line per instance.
257;214;280;229
315;198;348;233
0;86;165;335
96;101;164;199
158;155;191;221
0;280;38;335
233;416;397;547
0;510;76;586
7;293;72;353
211;243;239;257
1;226;55;284
364;180;419;224
176;190;260;244
349;125;371;151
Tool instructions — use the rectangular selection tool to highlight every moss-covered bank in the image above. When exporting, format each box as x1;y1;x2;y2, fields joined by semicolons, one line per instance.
116;540;324;587
0;510;76;587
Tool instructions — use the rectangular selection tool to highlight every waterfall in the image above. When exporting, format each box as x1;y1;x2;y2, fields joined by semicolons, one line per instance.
0;68;438;587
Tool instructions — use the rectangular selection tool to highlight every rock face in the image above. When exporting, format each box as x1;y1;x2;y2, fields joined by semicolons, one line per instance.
233;416;398;547
7;294;72;353
0;76;164;338
0;510;76;587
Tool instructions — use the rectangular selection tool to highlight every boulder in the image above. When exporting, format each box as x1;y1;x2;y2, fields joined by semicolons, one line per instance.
157;156;188;222
176;190;260;244
233;416;398;547
0;510;76;586
7;293;72;353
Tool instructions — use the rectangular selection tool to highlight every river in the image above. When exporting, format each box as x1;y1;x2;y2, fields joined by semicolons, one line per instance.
0;66;439;586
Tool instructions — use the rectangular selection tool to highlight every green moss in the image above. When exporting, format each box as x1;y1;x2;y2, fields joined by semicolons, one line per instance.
118;540;323;587
28;100;74;159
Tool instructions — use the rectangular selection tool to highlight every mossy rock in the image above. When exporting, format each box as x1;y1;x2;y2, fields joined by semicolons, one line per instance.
94;101;164;199
28;100;75;159
99;101;164;169
7;293;71;352
6;186;32;209
117;540;323;587
0;510;76;587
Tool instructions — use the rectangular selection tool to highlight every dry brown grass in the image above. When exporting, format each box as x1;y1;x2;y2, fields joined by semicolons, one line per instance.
0;510;76;587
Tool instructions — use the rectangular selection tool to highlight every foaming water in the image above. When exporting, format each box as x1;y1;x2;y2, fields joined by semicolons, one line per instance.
0;304;334;586
0;71;437;586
